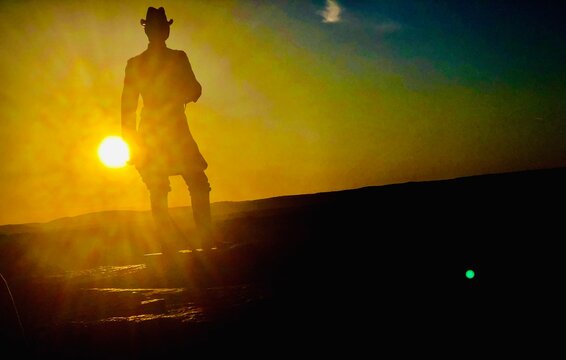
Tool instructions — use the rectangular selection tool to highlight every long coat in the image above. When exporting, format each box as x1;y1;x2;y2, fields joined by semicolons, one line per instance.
121;43;207;176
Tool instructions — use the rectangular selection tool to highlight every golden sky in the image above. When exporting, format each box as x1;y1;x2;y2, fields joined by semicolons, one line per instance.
0;0;564;224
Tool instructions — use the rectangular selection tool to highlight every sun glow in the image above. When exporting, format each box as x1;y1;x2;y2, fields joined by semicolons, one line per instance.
98;136;130;168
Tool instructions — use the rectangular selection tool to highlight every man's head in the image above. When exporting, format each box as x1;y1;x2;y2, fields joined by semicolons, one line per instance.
140;7;173;43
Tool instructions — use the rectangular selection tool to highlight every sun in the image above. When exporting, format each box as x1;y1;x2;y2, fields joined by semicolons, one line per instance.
98;136;130;168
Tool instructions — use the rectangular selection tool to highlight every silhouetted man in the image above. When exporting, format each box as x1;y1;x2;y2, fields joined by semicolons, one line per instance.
121;7;214;251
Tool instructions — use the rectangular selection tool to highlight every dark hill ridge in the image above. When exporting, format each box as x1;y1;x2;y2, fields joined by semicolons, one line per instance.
1;165;564;288
1;166;565;282
2;165;565;235
1;166;565;355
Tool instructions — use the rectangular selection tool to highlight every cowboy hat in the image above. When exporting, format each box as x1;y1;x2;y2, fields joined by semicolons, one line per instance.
140;7;173;27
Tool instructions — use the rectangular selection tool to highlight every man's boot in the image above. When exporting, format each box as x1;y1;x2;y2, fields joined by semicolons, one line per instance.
150;190;178;253
191;191;215;249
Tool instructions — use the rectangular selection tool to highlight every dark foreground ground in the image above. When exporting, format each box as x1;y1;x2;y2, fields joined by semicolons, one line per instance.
1;167;565;357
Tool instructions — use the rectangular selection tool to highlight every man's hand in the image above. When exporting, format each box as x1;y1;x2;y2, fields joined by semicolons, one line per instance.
122;130;141;167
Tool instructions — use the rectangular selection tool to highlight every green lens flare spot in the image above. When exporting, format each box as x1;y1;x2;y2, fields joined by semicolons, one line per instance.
466;269;475;279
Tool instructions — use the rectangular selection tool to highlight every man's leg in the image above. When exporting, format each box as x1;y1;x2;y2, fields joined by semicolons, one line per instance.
183;171;214;249
144;173;178;253
150;188;184;253
150;188;170;230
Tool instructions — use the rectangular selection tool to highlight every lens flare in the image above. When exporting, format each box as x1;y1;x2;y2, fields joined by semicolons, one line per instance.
466;269;475;279
98;136;130;168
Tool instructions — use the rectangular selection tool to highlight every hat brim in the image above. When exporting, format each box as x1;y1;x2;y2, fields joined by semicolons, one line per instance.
140;19;174;26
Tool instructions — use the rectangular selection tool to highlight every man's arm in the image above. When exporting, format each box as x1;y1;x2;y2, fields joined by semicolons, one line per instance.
121;59;139;145
180;51;202;104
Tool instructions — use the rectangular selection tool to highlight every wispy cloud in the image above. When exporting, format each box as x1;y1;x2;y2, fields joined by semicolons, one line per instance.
319;0;342;23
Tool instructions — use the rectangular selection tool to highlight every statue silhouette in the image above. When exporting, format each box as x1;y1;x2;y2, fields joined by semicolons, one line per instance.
121;7;214;251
